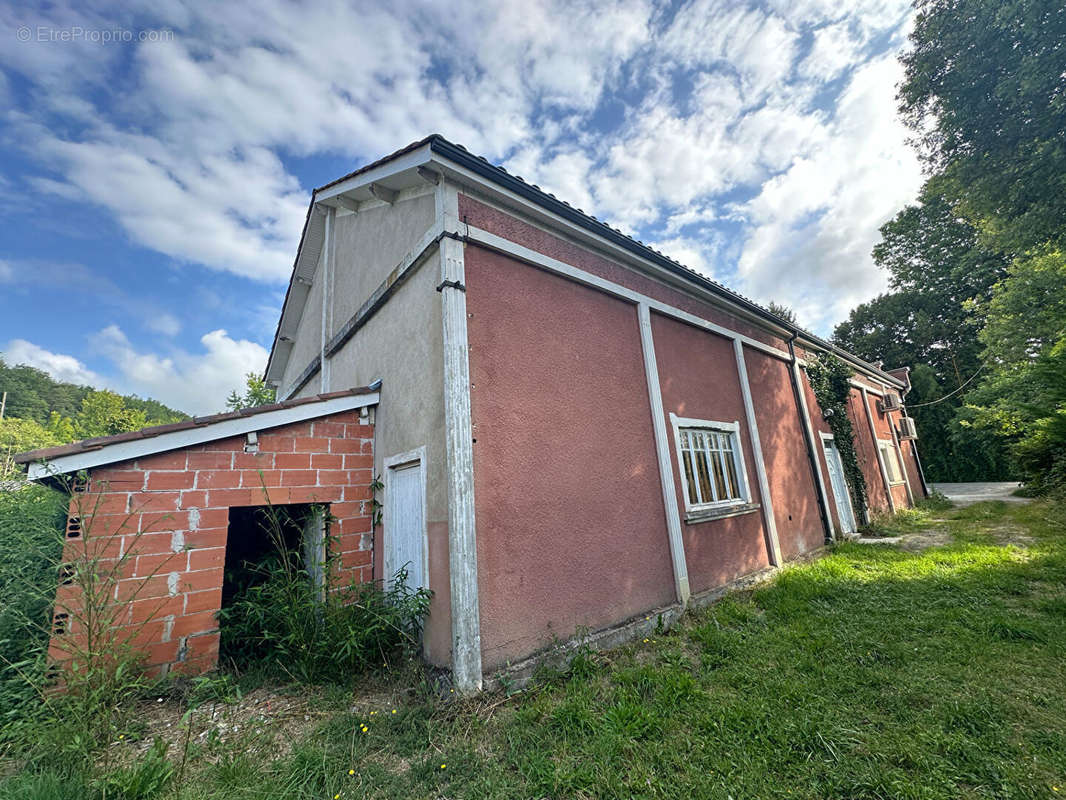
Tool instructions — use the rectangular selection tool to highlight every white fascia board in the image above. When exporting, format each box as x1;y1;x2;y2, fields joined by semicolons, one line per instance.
314;144;434;204
26;392;379;480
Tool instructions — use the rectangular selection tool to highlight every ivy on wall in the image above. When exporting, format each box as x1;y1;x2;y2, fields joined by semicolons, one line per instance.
806;354;868;519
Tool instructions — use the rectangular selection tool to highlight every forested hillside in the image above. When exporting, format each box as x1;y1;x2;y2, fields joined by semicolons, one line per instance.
0;356;188;474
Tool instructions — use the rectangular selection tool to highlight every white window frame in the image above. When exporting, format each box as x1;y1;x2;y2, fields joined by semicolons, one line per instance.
669;413;751;513
878;439;905;484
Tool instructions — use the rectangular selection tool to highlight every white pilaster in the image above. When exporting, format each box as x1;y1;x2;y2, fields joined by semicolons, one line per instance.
734;339;783;567
637;303;690;605
437;182;482;694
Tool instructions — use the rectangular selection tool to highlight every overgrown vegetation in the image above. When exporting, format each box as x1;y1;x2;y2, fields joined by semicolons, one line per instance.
833;0;1066;491
805;354;868;517
218;504;431;683
5;490;1063;798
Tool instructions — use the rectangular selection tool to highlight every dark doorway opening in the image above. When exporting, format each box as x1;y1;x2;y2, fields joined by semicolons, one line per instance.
219;503;328;667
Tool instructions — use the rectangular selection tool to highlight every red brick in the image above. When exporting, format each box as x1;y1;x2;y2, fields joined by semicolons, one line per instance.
171;611;218;639
115;574;172;602
241;469;281;488
91;470;145;489
182;528;227;549
258;434;293;452
145;471;195;491
311;421;346;437
179;490;208;508
79;493;130;516
329;438;364;454
134;551;183;577
340;549;372;569
187;547;226;571
289;487;339;503
233;451;274;469
128;492;180;513
186;452;233;470
139;510;190;533
344;484;373;502
293;437;330;453
64;535;126;561
274;452;311;469
145;640;180;666
193;508;230;529
184;587;223;615
206;488;258;507
342;453;374;470
179;568;224;594
83;512;137;536
280;469;317;486
127;595;183;624
337;518;372;536
329;501;364;518
310;453;343;469
126;531;178;556
137;452;187;471
315;469;349;485
196;470;242;489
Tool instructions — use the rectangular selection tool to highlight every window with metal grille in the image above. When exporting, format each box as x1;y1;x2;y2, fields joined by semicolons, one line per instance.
671;416;750;510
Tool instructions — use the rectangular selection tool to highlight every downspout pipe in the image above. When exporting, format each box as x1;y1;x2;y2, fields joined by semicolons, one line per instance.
788;334;833;545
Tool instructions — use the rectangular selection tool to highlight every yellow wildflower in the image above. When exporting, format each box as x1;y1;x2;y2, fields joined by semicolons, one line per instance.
348;769;355;776
440;764;446;770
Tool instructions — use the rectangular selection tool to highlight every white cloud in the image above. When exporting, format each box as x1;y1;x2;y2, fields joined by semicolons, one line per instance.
3;328;267;414
3;0;922;335
733;55;923;331
89;325;269;415
3;339;104;386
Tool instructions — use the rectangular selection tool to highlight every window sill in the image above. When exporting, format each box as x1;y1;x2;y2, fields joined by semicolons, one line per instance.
685;502;761;525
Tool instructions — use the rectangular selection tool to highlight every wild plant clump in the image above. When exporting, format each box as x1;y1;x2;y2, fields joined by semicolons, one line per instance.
218;506;431;684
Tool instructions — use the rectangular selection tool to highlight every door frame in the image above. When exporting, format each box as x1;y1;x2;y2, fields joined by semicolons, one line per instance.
819;432;857;535
382;446;429;590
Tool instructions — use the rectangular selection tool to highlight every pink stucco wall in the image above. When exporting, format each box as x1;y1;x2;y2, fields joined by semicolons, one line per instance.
464;244;675;670
743;348;826;557
649;312;773;593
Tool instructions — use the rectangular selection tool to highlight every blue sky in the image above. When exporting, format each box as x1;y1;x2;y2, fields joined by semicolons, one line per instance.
0;0;922;415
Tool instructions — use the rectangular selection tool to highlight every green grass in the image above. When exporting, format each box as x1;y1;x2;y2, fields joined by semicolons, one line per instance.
4;499;1066;799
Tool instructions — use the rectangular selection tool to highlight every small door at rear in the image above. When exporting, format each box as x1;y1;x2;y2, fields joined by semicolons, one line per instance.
384;451;427;591
822;437;857;535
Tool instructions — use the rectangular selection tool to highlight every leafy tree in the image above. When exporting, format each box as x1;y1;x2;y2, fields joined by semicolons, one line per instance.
766;302;797;325
965;249;1066;489
899;0;1066;252
74;390;148;439
226;373;277;411
834;182;1011;480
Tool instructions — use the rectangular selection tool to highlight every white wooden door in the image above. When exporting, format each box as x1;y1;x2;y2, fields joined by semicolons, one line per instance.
822;437;857;534
384;450;427;591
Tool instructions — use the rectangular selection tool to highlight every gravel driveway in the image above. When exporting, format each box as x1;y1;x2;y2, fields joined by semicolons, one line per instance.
930;482;1028;506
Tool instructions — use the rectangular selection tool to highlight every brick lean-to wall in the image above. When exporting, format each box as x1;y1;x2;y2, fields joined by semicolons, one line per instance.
49;411;375;677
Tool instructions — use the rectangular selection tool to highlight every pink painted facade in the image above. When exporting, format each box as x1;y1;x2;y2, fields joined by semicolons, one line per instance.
459;192;923;670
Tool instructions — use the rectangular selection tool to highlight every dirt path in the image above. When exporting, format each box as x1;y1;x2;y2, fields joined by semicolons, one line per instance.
930;482;1029;506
